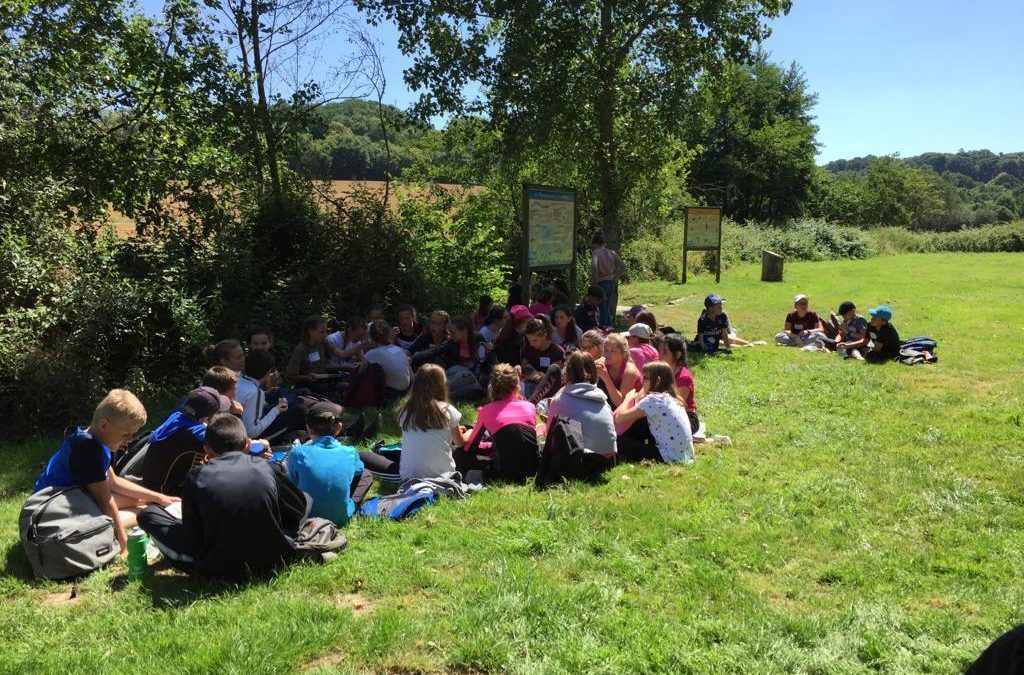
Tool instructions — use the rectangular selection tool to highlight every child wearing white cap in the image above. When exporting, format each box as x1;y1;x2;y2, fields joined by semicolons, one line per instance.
774;294;828;350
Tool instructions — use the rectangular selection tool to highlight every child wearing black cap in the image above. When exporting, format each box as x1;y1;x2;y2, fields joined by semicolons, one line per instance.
696;294;732;354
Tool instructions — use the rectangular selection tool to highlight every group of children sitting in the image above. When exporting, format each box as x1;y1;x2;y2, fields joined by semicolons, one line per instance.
773;294;901;361
28;282;905;580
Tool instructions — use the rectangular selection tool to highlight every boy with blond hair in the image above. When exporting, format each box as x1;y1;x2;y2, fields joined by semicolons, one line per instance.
34;389;179;557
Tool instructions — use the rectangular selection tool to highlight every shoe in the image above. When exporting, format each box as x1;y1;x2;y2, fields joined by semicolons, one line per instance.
751;340;767;346
710;435;732;446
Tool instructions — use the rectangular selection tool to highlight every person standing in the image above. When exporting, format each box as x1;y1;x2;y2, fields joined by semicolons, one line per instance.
590;233;626;329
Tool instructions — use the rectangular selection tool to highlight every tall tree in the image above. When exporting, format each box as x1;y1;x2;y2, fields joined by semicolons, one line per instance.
355;0;791;247
683;54;819;223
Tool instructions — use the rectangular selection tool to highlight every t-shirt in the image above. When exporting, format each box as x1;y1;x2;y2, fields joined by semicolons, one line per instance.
785;310;821;333
142;426;204;497
843;315;869;341
553;325;584;352
398;403;461;481
395;328;422;351
637;393;694;464
286;342;328;378
494;333;525;366
34;428;110;491
465;398;537;449
868;322;901;359
697;311;731;350
365;344;412;391
574;303;600;332
523;341;565;372
286;436;364;525
674;367;697;412
479;325;499;343
629;343;659;370
326;330;361;367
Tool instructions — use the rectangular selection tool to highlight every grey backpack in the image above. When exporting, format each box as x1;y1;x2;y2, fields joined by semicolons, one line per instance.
19;486;119;580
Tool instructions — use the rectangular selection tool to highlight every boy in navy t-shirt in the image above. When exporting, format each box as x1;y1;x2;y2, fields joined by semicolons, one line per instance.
695;294;733;354
34;389;179;557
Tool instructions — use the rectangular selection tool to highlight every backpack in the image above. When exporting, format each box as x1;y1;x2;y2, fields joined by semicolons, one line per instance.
292;517;348;561
359;488;436;520
490;423;540;483
535;416;612;488
898;335;939;366
19;486;119;580
112;430;152;484
342;362;386;407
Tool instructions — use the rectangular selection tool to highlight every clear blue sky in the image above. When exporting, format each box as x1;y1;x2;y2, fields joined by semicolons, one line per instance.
142;0;1024;164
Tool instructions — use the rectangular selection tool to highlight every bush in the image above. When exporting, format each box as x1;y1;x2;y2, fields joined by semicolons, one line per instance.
711;218;873;272
869;221;1024;255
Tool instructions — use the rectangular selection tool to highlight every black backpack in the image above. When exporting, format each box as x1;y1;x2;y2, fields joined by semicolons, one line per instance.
536;417;611;488
111;429;153;483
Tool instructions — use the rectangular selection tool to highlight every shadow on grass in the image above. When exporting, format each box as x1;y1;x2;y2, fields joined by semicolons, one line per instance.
3;541;35;583
109;563;271;609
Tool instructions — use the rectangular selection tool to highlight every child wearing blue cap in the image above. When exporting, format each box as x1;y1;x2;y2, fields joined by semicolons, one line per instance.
865;306;900;363
696;295;760;353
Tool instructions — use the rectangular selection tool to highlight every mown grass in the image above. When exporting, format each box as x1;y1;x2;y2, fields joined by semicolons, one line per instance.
2;252;1023;674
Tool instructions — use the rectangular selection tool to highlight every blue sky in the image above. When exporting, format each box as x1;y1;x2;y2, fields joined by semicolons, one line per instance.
143;0;1024;164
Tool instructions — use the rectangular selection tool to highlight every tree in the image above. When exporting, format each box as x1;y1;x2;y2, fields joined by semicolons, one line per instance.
684;54;819;223
355;0;791;248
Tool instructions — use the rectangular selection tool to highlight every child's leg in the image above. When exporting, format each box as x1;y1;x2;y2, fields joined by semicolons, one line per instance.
137;505;195;572
350;471;374;507
358;450;401;482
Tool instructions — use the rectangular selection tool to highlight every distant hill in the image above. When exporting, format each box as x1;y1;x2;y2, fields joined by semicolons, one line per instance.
826;149;1024;185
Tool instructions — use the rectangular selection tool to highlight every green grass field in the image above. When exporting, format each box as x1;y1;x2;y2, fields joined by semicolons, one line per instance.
1;253;1022;674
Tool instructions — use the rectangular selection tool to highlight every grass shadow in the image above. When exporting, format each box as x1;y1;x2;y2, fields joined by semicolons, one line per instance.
2;541;36;583
110;560;279;609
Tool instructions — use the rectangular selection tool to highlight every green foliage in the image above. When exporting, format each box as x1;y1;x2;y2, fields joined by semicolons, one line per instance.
870;222;1024;255
816;153;1024;230
354;0;792;245
685;55;819;223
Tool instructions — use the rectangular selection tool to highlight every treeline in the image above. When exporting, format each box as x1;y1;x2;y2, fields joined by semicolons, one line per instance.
813;151;1024;229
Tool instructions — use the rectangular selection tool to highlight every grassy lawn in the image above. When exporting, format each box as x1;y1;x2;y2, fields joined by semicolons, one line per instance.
2;252;1023;673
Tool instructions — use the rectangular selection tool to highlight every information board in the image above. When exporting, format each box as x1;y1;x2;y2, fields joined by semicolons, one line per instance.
526;188;576;268
685;206;722;250
521;184;578;303
682;205;724;284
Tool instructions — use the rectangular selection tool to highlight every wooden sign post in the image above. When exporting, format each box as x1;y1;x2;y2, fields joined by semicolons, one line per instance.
682;206;723;284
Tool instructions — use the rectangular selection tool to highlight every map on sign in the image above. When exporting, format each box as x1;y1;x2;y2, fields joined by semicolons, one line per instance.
527;189;575;268
686;207;722;250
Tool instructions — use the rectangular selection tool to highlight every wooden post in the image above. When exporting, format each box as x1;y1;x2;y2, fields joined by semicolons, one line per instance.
761;250;784;282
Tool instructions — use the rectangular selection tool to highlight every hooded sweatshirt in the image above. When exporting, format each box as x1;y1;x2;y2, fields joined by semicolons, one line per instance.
546;382;617;458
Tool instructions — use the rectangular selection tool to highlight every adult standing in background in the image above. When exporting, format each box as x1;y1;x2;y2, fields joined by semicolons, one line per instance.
591;233;626;329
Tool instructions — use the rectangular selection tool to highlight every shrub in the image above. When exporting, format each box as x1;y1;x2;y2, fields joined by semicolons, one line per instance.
869;221;1024;255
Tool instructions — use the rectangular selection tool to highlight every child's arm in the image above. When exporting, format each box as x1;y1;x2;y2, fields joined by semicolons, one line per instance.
86;478;128;556
109;469;179;506
613;401;646;426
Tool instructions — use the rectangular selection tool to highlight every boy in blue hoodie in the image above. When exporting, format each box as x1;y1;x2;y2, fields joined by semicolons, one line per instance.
286;403;368;526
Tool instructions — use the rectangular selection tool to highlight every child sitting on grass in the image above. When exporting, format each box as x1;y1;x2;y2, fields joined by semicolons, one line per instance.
286;402;369;526
473;295;493;331
626;323;659;369
326;317;368;368
239;349;304;440
34;389;178;557
138;414;308;579
364;319;413;398
612;361;695;464
522;314;565;403
201;364;244;415
831;301;869;360
865;305;901;363
359;364;471;483
775;294;828;350
394;304;424;350
528;283;554;317
479;306;507;344
141;386;232;497
573;285;604;332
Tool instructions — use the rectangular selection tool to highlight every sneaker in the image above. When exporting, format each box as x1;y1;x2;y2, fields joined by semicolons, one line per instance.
710;435;732;446
751;340;767;346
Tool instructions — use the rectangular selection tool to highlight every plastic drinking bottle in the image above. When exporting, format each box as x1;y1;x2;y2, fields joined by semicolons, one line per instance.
126;527;149;580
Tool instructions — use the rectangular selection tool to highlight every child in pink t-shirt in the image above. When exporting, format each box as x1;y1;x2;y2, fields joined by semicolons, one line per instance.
464;364;537;450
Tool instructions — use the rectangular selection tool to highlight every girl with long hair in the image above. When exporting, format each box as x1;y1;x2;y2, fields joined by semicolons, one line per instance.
613;361;694;464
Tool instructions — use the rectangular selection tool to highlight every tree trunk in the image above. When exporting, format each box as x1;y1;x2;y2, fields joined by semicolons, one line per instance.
597;0;619;249
248;0;282;203
234;6;264;199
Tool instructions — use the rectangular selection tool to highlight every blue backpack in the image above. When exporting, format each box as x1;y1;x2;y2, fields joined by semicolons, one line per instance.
358;488;436;520
899;336;938;365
